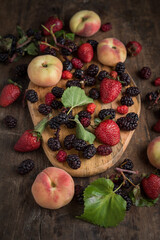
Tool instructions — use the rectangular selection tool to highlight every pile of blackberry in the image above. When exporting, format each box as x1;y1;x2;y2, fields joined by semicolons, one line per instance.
66;80;81;88
66;154;81;169
4;115;17;128
98;108;115;120
51;87;64;98
97;70;109;81
120;96;134;106
125;87;140;96
74;185;85;205
61;40;77;56
87;39;98;51
38;104;52;115
47;137;61;151
86;64;99;77
89;88;100;99
115;62;125;75
25;89;38;103
116;112;138;130
51;100;63;110
17;159;34;175
84;76;96;86
63;60;73;71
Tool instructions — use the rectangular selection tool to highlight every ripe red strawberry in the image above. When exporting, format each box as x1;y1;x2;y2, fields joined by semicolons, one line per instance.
141;174;160;200
110;71;118;79
153;119;160;133
71;58;83;69
95;119;120;146
0;81;21;107
154;77;160;86
39;42;48;52
78;43;93;63
100;78;122;103
126;41;142;56
101;23;112;32
45;92;55;106
62;70;73;79
43;16;63;36
87;103;96;114
117;105;128;114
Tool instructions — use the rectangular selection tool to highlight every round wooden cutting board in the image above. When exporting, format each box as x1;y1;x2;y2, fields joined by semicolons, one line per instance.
27;60;141;177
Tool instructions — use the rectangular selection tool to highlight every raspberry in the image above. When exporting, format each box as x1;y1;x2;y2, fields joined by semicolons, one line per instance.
64;134;76;150
110;71;118;79
120;96;134;106
43;47;56;56
97;145;112;156
97;70;109;81
101;23;112;32
4;115;17;128
38;104;52;115
63;60;73;71
116;117;138;130
84;75;96;86
74;185;84;204
71;58;83;69
25;89;38;103
45;93;55;106
47;137;61;151
78;111;91;120
89;88;100;100
49;116;60;129
17;159;34;175
119;159;134;171
154;78;160;86
15;64;28;77
121;193;132;211
115;62;125;75
86;103;96;114
86;64;99;77
62;70;73;80
87;39;98;51
66;154;81;169
73;139;87;151
117;105;128;114
125;87;140;96
51;100;63;110
83;144;96;159
51;87;64;98
66;80;81;88
56;150;67;162
74;69;84;79
98;109;115;120
119;73;131;86
80;117;91;127
140;67;151;79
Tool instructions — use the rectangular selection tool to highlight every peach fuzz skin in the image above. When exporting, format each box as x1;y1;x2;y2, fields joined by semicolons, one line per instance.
69;10;101;37
97;38;127;67
31;167;75;209
147;136;160;169
27;55;63;87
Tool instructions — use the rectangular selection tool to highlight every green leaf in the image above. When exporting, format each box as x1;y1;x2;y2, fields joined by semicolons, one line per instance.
17;35;28;45
55;30;65;38
77;178;126;227
0;37;12;52
74;115;95;144
129;186;159;207
66;33;75;41
16;25;25;37
25;42;38;55
62;87;93;109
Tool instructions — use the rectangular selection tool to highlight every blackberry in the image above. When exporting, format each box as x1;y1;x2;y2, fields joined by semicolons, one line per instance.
80;117;91;127
16;48;24;55
116;117;138;130
113;184;122;195
121;193;132;211
38;104;52;115
120;96;134;106
47;137;61;151
145;91;159;102
74;185;84;205
125;87;140;96
83;144;96;159
61;41;77;56
119;73;131;86
140;67;151;79
98;108;115;120
26;28;34;37
97;145;112;156
87;39;98;51
43;47;56;56
51;100;63;110
0;53;9;63
115;62;125;75
4;115;17;128
15;64;28;77
74;69;84;79
25;89;38;103
63;60;73;71
73;139;87;151
84;75;96;86
51;87;64;98
64;134;76;150
97;70;109;81
66;80;81;88
65;118;76;128
49;116;60;129
34;32;42;41
17;159;34;175
57;112;69;124
62;107;73;119
89;88;100;100
78;111;91;120
126;112;138;122
119;173;133;189
57;36;65;45
119;159;134;171
66;154;81;169
86;64;99;77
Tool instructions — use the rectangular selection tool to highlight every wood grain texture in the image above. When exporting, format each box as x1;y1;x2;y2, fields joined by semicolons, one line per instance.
0;0;160;240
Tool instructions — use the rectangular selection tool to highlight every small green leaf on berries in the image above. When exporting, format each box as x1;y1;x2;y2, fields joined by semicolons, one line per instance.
16;25;25;38
65;33;75;41
17;35;28;45
55;30;65;38
0;37;12;52
25;42;38;55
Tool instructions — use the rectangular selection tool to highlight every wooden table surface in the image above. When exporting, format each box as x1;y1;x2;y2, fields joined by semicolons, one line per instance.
0;0;160;239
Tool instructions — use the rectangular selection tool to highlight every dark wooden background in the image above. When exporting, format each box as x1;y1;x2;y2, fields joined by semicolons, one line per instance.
0;0;160;239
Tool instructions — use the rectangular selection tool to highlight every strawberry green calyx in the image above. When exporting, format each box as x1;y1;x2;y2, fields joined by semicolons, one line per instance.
34;113;52;137
8;79;22;90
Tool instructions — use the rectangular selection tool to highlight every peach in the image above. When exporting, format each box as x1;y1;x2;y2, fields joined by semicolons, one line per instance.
31;167;74;209
69;10;101;37
27;55;63;87
97;38;127;67
147;136;160;169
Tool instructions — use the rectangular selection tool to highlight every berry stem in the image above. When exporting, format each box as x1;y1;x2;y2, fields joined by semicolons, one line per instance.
39;41;59;51
116;167;139;175
67;107;73;115
113;182;124;193
120;171;137;187
16;37;33;49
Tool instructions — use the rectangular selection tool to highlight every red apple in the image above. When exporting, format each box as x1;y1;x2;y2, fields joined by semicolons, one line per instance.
147;136;160;169
31;167;75;209
97;38;127;67
69;10;101;37
27;55;63;87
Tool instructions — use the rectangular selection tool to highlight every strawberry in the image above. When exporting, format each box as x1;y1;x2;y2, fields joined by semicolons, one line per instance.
110;71;118;79
39;42;48;52
0;80;21;107
154;77;160;86
14;116;49;152
77;43;93;63
117;105;128;114
126;41;142;56
153;119;160;133
95;119;120;146
141;174;160;200
45;92;56;106
87;103;96;114
62;70;73;79
43;16;63;36
100;78;122;103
